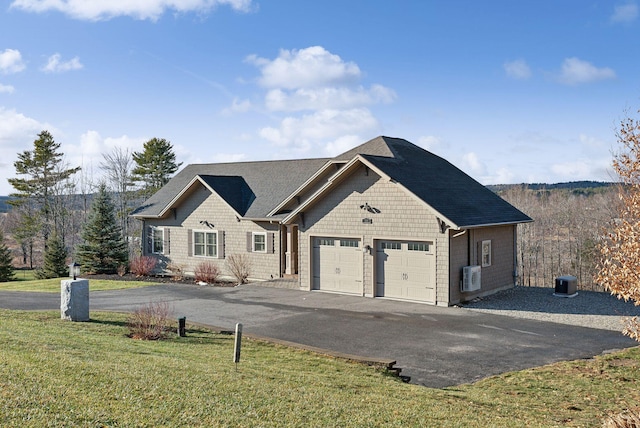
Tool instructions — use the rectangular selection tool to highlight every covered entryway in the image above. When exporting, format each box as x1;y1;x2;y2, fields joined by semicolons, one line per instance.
312;237;363;294
376;240;436;303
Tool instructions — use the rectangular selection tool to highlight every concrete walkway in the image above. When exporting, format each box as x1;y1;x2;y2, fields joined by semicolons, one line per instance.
1;282;637;388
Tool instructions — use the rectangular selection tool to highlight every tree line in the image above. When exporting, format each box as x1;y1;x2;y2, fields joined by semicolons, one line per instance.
499;184;616;291
0;131;181;280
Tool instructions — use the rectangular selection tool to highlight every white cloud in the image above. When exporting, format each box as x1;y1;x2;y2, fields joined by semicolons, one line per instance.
551;159;599;181
481;167;515;185
504;59;531;80
248;45;394;154
611;2;638;23
10;0;254;21
210;153;247;163
0;84;15;94
42;54;83;73
0;49;26;74
221;97;251;115
579;133;606;149
265;84;396;112
460;152;486;176
248;46;361;90
76;131;145;155
557;57;616;85
259;108;379;152
53;131;157;188
0;107;48;147
324;135;362;156
456;152;517;184
417;135;446;152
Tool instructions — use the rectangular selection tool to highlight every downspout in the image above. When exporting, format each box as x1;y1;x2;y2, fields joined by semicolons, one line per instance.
467;228;472;266
513;225;518;286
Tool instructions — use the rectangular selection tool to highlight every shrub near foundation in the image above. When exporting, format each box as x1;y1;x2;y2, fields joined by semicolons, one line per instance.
129;256;157;277
226;253;251;284
194;261;220;284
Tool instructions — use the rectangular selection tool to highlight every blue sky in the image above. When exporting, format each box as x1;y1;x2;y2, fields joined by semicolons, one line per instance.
1;1;639;196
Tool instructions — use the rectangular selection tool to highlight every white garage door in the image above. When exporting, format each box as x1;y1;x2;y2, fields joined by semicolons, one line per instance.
312;237;363;294
376;240;436;302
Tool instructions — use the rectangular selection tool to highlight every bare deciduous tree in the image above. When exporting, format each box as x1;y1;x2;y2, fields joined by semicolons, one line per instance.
100;147;136;242
501;184;614;290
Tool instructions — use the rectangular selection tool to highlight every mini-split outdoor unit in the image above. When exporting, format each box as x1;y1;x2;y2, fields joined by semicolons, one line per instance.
461;265;481;292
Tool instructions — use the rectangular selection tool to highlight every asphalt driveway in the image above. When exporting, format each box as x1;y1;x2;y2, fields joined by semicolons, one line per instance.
1;283;637;388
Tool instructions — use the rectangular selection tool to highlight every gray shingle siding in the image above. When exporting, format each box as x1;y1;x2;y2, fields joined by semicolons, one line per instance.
131;136;531;305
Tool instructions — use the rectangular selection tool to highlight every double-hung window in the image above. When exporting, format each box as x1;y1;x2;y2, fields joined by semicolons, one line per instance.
194;231;217;258
151;227;164;254
481;240;492;267
253;232;266;253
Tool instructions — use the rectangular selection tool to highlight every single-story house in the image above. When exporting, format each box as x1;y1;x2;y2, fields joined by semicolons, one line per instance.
131;136;532;306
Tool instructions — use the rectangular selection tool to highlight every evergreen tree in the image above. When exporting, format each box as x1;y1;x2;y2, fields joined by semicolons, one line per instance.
0;231;14;282
132;138;182;197
35;234;68;279
8;130;81;249
76;183;128;274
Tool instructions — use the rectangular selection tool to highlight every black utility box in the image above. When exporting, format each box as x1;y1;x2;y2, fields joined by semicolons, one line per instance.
555;275;577;296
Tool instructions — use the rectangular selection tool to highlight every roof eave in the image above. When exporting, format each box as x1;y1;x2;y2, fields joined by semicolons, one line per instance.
240;216;282;222
458;218;534;230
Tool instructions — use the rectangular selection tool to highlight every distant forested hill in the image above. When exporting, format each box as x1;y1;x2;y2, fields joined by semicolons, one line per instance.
0;181;617;213
488;181;616;196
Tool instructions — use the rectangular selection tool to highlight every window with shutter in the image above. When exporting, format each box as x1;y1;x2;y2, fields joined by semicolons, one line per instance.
252;232;266;253
149;226;164;254
193;230;218;258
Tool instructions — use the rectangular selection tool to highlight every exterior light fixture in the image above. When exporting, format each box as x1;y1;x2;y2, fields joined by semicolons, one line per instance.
69;262;81;280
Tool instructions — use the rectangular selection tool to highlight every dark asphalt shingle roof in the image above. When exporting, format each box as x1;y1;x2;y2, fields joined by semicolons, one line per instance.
133;136;531;227
359;137;531;227
132;158;330;219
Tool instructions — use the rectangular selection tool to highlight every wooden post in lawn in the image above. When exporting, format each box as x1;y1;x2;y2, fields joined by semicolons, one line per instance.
234;323;243;371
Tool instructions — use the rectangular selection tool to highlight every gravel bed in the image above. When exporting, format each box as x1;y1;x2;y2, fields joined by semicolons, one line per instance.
461;286;640;331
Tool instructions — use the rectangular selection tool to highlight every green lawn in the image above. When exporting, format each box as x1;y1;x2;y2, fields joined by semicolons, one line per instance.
0;310;638;427
0;271;155;292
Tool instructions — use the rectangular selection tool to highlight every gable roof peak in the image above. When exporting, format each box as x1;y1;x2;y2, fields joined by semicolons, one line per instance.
332;136;422;162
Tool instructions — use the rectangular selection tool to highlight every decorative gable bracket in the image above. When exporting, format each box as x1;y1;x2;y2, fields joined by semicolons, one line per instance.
437;217;450;234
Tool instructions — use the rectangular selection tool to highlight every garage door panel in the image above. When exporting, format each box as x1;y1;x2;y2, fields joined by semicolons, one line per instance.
376;240;435;303
313;237;362;294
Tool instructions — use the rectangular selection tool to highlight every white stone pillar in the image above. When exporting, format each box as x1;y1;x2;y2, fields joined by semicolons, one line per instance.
61;279;89;321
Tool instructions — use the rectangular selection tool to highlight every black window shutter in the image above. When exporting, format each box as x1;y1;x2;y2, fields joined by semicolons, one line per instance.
146;227;153;255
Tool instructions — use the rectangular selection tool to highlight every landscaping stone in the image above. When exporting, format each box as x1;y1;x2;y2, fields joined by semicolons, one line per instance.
61;279;89;321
